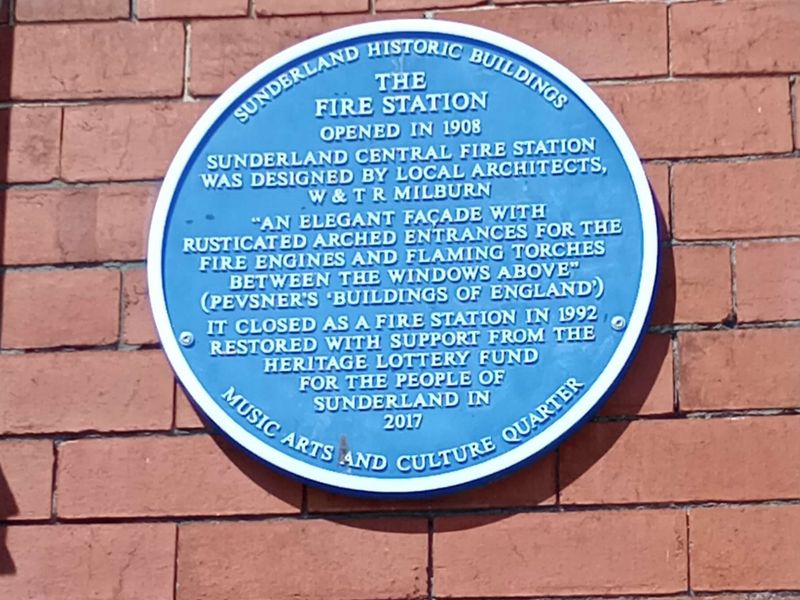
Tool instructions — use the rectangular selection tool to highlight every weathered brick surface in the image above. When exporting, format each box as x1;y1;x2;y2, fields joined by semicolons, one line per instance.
15;0;129;21
62;101;209;181
257;0;368;16
437;3;667;80
671;0;800;75
690;506;800;591
794;77;799;150
139;0;246;18
0;524;175;600
0;440;53;520
192;16;362;95
308;453;555;512
11;22;184;100
434;510;687;597
0;107;61;183
652;245;732;325
1;269;120;349
190;15;420;95
561;416;800;505
3;185;156;266
0;3;798;596
57;435;302;518
600;334;673;416
596;78;793;159
122;268;158;345
177;519;428;600
0;350;173;434
381;0;479;11
737;241;800;322
673;158;800;240
679;328;800;411
493;0;577;4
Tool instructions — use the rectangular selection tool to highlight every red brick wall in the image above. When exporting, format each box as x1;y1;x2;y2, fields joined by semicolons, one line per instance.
1;0;799;598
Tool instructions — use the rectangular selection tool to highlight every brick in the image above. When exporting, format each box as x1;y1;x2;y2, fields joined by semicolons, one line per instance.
794;77;799;150
652;245;732;325
190;15;421;96
672;0;800;75
192;16;364;95
1;269;120;349
673;158;800;240
178;519;427;600
0;350;174;434
0;107;61;183
434;510;687;597
491;0;582;3
561;416;800;505
308;453;555;512
0;523;175;600
679;328;800;411
139;0;246;18
16;0;129;21
62;101;209;182
693;596;800;600
258;0;367;16
382;0;479;10
58;435;302;518
596;78;792;159
3;185;156;266
690;506;800;591
737;241;800;321
122;269;158;345
438;3;666;80
175;383;206;429
0;440;53;520
600;334;673;416
11;22;183;100
644;162;670;238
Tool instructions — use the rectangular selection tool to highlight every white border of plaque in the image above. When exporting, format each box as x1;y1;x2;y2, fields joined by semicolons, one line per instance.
148;19;659;496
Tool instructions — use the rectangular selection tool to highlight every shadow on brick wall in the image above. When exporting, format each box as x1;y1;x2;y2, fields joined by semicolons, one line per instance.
554;187;676;500
0;7;17;575
0;469;17;574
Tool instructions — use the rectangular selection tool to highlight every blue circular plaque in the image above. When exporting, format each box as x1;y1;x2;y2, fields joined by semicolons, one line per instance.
149;20;658;497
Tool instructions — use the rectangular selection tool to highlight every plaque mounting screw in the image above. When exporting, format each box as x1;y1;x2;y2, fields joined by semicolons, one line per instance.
610;316;627;331
179;331;195;347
